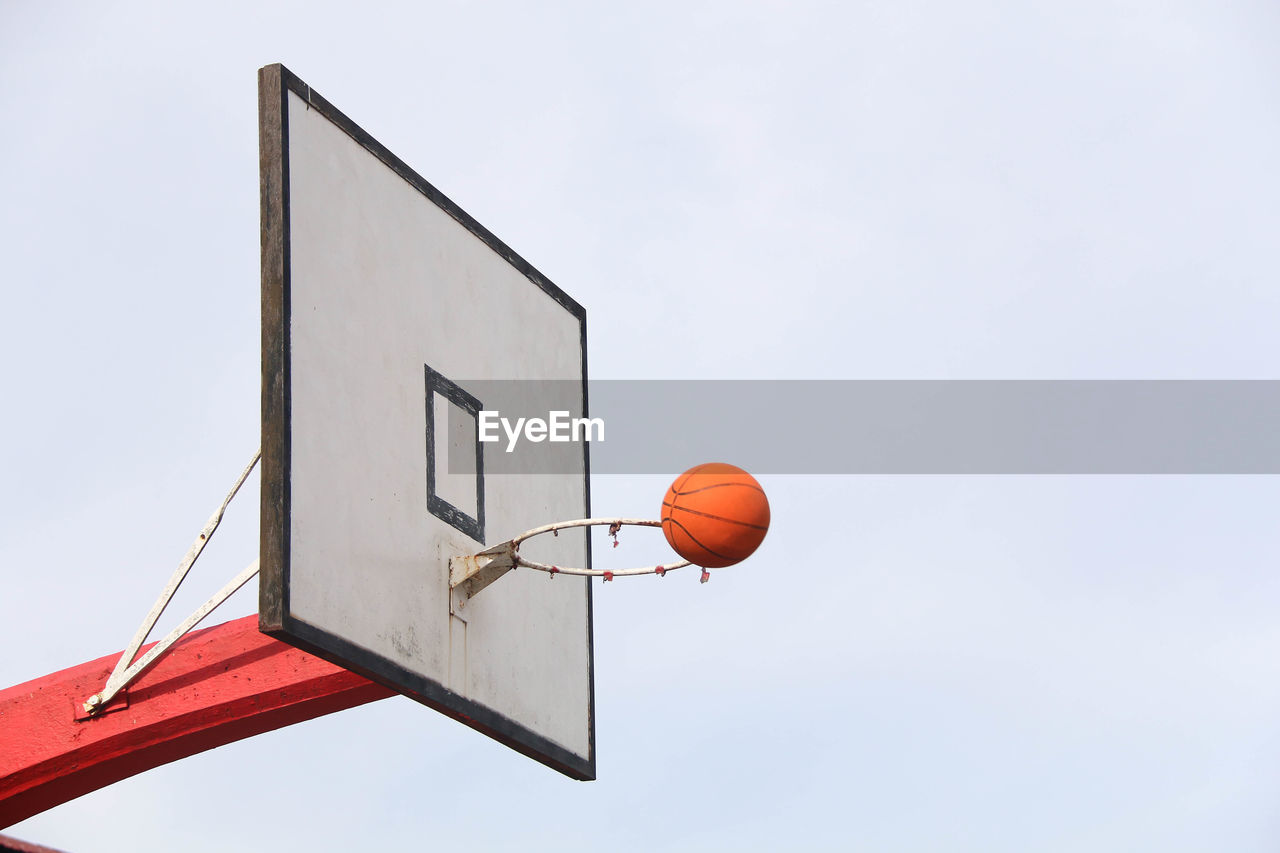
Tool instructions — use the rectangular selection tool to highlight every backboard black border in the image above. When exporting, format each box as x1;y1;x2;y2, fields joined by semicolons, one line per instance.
258;63;595;780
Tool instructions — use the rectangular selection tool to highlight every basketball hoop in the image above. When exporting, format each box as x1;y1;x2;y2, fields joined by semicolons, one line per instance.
449;518;698;608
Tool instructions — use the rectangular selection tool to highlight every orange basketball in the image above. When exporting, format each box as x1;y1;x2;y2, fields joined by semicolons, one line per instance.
660;463;770;568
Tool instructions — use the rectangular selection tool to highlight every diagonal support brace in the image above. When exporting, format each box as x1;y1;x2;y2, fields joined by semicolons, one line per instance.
83;450;261;715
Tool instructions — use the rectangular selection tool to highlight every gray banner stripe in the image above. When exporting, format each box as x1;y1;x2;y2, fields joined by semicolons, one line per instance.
450;381;1280;475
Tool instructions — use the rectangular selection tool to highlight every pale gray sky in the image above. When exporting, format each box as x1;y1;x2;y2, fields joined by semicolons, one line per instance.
2;2;1279;850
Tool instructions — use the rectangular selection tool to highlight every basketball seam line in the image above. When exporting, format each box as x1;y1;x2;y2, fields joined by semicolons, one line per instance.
663;517;733;562
669;482;766;497
660;501;769;531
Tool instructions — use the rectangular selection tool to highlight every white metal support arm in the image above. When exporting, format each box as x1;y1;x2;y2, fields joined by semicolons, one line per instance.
84;451;262;715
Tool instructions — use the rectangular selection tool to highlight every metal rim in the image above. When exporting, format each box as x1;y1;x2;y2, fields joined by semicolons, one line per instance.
511;518;695;579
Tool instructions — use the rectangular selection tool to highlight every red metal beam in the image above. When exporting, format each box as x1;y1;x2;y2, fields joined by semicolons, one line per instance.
0;615;393;827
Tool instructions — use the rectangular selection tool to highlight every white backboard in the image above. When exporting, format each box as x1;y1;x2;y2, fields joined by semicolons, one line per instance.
258;64;594;778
